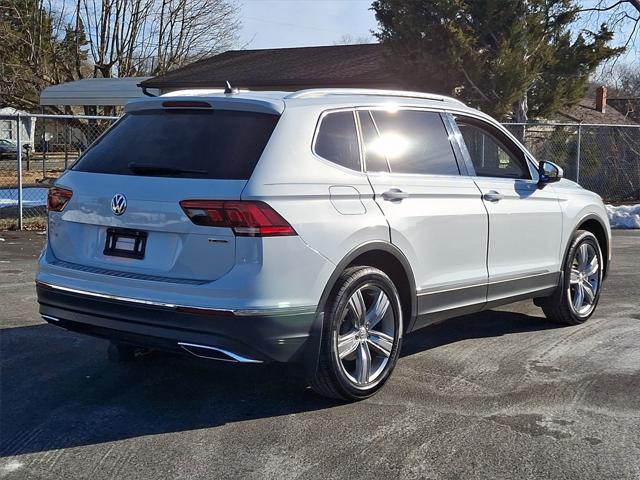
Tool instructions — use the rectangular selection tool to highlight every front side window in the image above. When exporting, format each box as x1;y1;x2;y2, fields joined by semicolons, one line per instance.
370;110;460;176
314;111;360;171
454;116;530;179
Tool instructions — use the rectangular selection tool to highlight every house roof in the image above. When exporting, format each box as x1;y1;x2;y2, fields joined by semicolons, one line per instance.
138;44;397;90
140;43;636;125
556;97;637;125
607;97;640;123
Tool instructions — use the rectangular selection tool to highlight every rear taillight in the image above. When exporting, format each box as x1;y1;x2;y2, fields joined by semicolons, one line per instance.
180;200;296;237
48;187;73;212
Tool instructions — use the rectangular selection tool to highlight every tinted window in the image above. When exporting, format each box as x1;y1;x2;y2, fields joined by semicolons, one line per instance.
358;111;389;172
73;109;279;179
455;117;529;179
370;110;459;175
315;111;360;171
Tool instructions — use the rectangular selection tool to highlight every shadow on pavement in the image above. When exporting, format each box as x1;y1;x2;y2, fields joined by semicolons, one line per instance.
401;309;561;357
0;309;560;456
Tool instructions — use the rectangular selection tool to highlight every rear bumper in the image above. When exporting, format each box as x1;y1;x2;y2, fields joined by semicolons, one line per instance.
36;282;317;363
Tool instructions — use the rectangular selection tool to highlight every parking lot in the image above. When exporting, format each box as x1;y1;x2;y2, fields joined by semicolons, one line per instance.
0;230;638;480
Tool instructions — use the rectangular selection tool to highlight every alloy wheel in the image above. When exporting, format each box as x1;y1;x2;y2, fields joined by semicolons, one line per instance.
335;284;396;388
568;242;601;317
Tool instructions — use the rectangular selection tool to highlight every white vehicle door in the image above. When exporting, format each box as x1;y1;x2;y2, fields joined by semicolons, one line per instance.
359;109;489;329
450;114;563;305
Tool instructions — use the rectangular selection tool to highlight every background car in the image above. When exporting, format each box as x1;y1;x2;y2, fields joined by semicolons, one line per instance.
0;139;30;160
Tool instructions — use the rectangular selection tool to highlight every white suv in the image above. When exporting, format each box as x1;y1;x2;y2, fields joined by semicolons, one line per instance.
36;89;611;400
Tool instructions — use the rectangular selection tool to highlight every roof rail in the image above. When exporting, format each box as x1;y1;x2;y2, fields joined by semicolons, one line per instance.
285;88;466;106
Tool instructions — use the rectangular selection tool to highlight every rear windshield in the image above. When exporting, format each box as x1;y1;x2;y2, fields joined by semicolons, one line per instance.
73;109;280;179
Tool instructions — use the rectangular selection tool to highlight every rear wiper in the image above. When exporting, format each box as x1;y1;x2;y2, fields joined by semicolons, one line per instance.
128;162;207;176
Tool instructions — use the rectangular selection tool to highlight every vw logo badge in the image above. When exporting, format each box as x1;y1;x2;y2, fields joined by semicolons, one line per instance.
111;194;127;216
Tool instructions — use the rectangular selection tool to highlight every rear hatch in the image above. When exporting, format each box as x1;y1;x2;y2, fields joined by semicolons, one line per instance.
48;103;280;282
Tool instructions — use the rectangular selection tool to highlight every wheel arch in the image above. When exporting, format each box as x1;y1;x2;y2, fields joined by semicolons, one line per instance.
303;241;417;378
325;242;417;329
574;214;610;279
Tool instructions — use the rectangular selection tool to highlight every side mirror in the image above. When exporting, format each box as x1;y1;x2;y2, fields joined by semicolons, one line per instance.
538;160;563;187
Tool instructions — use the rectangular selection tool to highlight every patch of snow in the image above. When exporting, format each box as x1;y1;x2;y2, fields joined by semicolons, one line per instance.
606;204;640;229
1;460;23;473
0;188;48;208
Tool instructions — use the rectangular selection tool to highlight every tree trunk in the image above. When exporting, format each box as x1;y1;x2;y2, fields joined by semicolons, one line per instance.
513;93;529;123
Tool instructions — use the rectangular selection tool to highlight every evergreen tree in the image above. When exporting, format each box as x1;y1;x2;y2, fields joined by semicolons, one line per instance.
372;0;625;121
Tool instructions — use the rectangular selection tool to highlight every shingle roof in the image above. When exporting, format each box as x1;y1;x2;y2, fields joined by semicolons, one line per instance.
139;44;396;90
141;44;637;125
556;98;637;125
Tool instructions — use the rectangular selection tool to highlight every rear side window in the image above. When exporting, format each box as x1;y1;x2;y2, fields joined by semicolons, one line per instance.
73;109;279;179
371;110;460;176
314;111;360;171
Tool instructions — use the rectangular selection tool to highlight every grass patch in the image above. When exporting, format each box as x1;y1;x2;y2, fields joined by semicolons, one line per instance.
0;217;47;231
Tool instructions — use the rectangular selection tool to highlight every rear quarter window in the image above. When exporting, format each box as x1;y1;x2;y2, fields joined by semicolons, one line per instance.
73;109;280;179
314;111;361;171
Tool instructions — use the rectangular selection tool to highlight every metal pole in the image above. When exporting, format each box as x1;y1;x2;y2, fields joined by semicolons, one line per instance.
16;114;23;230
64;118;69;169
42;116;46;179
576;124;582;184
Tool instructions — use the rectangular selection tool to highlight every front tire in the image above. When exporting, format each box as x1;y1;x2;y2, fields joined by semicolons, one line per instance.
310;266;403;401
539;230;604;325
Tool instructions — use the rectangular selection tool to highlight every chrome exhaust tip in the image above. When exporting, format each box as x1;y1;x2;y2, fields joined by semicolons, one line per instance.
177;342;262;363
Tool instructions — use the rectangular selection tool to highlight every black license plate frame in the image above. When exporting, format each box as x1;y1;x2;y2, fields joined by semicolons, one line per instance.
104;228;148;259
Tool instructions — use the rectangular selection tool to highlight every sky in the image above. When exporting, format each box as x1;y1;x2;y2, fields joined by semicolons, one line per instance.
238;0;377;48
238;0;638;66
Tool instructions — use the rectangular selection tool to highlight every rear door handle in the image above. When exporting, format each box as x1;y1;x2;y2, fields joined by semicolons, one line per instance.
483;190;504;202
382;188;410;202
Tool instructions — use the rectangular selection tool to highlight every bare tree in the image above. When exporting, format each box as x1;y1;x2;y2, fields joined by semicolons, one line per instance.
0;0;240;112
333;33;375;45
577;1;640;61
607;63;640;95
79;0;241;78
147;0;240;75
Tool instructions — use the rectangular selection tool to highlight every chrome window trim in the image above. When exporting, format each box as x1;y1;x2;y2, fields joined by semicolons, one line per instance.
313;104;468;177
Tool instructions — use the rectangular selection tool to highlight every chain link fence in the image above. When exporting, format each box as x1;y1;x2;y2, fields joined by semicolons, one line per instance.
0;113;117;229
0;114;638;230
503;122;640;202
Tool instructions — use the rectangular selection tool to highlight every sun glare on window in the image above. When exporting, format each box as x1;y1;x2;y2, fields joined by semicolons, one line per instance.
367;132;411;160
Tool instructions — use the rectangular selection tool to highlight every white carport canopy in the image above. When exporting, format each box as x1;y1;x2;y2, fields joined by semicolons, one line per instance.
39;77;158;106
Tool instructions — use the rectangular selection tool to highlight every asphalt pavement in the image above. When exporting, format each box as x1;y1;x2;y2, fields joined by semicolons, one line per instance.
0;230;638;480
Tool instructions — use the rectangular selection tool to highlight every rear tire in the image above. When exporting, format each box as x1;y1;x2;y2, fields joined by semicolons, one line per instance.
310;266;403;401
538;230;603;325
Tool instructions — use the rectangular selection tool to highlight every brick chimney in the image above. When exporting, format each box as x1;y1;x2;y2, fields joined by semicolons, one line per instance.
596;86;607;113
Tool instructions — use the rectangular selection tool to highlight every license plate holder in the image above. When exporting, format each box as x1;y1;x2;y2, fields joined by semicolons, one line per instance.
104;228;147;259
